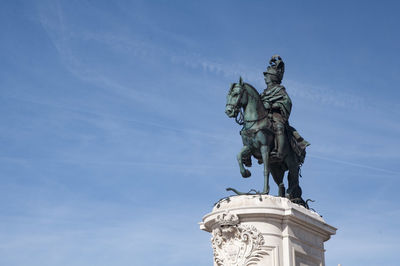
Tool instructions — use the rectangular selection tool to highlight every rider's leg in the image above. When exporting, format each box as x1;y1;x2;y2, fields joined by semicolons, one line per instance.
272;112;286;160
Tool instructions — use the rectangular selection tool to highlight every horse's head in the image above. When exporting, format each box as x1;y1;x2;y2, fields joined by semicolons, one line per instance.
225;77;247;118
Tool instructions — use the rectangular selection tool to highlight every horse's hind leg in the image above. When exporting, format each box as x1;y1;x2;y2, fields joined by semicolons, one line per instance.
271;166;285;197
237;146;251;178
287;166;302;199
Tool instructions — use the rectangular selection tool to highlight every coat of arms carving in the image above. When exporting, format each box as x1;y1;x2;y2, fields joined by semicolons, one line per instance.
211;211;269;266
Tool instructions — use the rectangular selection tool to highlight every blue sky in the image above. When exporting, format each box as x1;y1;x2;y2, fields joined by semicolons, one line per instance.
1;0;400;265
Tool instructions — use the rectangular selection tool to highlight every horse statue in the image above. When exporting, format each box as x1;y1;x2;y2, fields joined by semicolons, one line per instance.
225;77;307;205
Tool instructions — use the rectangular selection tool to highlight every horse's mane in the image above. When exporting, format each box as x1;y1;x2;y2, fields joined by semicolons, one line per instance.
243;82;262;101
230;81;262;102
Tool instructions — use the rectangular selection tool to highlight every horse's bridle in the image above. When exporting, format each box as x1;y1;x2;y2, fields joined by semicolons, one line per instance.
226;83;246;125
226;83;268;127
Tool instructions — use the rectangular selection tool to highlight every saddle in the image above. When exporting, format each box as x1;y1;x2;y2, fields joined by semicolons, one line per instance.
241;125;309;167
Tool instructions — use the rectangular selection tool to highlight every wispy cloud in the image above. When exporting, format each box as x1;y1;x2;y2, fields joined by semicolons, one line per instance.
36;0;394;120
308;154;398;175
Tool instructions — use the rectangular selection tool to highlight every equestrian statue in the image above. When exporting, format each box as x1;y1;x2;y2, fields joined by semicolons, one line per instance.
224;55;310;206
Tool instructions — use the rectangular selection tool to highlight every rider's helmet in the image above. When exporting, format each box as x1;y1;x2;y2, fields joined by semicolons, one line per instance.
263;55;285;84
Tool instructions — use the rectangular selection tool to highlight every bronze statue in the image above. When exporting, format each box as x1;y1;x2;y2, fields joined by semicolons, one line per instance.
224;55;309;206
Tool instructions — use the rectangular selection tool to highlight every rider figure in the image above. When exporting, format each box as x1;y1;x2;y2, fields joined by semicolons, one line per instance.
261;55;292;160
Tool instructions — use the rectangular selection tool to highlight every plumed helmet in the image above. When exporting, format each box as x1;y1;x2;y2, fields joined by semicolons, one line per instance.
263;54;285;83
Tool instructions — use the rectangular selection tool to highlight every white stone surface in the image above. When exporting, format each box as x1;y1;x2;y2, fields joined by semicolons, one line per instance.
199;195;336;266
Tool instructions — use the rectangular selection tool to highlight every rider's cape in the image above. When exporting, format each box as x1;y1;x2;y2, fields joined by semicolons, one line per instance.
261;85;292;121
287;125;310;165
261;85;310;164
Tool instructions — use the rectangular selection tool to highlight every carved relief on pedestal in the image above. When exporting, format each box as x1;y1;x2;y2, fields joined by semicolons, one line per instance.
211;211;269;266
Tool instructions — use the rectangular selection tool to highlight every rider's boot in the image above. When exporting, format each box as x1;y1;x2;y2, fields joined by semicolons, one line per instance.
274;123;285;160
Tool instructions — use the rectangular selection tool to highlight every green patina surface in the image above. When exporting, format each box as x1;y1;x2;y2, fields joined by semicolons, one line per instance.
225;55;310;208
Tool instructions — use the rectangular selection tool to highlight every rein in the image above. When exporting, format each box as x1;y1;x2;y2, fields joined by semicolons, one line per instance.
239;112;268;131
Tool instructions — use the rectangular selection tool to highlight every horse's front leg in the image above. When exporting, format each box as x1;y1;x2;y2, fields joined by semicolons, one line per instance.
237;146;251;178
260;145;270;194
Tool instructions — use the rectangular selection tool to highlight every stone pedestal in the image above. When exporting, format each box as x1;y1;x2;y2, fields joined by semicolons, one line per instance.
199;195;336;266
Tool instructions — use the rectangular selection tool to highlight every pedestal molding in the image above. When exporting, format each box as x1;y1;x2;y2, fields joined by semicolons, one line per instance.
200;195;336;266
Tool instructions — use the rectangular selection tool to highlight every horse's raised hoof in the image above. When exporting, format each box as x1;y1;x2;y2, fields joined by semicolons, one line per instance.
241;169;251;178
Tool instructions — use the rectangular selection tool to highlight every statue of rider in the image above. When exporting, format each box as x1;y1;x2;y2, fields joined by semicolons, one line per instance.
260;55;292;161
